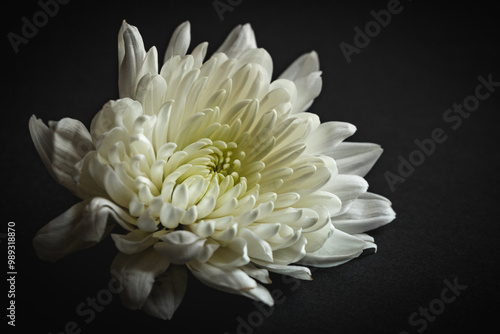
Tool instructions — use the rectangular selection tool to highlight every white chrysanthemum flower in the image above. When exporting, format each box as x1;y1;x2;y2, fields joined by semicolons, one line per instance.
29;21;395;319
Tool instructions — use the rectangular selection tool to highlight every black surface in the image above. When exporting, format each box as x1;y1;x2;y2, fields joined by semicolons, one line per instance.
2;0;500;333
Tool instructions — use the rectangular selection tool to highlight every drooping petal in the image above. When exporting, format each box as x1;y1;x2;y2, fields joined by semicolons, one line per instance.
252;261;312;280
298;229;366;268
33;197;136;262
111;248;170;310
208;237;250;267
333;192;396;234
29;116;93;195
142;265;187;320
111;229;158;254
353;233;378;251
240;263;272;284
187;260;274;306
154;230;205;264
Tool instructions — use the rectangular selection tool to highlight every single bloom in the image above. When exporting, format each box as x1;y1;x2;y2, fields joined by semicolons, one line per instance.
29;21;396;319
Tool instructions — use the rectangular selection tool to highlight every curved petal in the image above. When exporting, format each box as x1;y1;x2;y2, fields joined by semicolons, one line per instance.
111;229;158;254
279;51;319;81
29;116;93;196
164;21;191;61
251;261;312;280
215;23;257;58
292;71;322;114
33;197;136;262
234;48;273;83
323;174;369;216
111;248;170;310
118;20;145;69
329;142;383;177
142;265;187;320
90;98;143;144
298;229;366;268
187;260;274;306
302;219;334;253
240;263;271;284
333;192;396;234
208;238;250;267
303;121;356;155
154;230;205;264
118;21;147;98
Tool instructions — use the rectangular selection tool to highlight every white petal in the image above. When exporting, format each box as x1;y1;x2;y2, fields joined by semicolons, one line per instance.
29;116;93;195
279;51;319;81
196;238;220;262
209;238;250;267
302;218;334;253
103;166;135;208
252;261;312;280
272;235;307;265
33;198;136;262
235;48;273;82
323;174;369;216
304;121;356;155
119;23;146;98
111;248;170;309
240;263;271;284
164;21;191;61
239;228;273;262
353;233;378;251
191;42;208;68
90;98;143;144
330;142;383;177
187;260;274;306
292;71;322;114
293;191;341;217
154;230;205;264
111;229;157;254
333;192;396;234
75;151;108;198
215;23;257;58
135;74;167;116
118;20;145;70
298;229;366;268
142;265;187;320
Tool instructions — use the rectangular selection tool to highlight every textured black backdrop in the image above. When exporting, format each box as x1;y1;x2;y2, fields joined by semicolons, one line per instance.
2;0;500;333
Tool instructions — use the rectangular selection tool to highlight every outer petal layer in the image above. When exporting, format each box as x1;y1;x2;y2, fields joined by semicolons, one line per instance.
29;116;93;196
187;260;273;306
111;248;170;310
33;197;136;262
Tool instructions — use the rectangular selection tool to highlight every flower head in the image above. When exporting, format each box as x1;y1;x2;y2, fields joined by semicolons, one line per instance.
29;21;395;319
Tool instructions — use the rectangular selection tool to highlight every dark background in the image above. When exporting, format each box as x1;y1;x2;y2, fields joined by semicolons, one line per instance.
2;0;500;333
